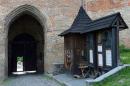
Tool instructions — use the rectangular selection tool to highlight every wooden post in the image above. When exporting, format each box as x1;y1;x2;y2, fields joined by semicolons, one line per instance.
116;21;120;66
112;27;118;67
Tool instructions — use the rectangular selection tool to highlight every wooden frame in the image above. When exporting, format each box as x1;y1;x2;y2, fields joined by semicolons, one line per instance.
60;10;128;75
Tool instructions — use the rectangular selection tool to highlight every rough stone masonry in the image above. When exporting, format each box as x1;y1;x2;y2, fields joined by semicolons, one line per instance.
0;0;129;82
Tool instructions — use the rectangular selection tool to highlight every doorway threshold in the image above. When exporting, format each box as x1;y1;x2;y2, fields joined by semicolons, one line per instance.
12;70;36;75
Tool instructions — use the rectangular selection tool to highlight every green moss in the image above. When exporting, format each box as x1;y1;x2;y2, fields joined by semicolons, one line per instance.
43;74;53;80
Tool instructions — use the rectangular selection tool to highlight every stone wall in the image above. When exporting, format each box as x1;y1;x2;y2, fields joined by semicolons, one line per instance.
84;0;130;48
0;0;81;82
0;0;130;82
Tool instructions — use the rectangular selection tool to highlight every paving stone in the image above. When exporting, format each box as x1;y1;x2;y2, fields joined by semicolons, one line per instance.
53;74;87;86
2;74;60;86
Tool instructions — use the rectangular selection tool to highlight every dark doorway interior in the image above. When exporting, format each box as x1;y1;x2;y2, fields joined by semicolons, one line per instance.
8;14;44;75
12;34;37;72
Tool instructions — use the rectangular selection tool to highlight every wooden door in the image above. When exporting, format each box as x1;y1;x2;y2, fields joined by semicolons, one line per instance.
64;36;73;73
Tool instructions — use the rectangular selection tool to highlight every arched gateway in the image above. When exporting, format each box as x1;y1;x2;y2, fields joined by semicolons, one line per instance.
5;5;47;76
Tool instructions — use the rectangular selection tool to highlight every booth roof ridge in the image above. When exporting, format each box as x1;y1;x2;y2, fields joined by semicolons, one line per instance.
59;7;128;36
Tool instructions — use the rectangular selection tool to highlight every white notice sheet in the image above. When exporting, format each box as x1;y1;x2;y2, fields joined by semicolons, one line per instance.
106;50;112;66
98;45;102;52
98;54;103;66
89;50;93;63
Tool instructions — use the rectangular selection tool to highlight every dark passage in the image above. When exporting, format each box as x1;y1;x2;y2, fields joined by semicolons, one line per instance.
8;14;44;75
12;34;37;72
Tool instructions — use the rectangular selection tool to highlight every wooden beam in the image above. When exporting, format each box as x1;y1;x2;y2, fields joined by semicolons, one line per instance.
113;24;125;28
116;20;120;65
112;17;126;29
111;19;120;67
112;27;118;67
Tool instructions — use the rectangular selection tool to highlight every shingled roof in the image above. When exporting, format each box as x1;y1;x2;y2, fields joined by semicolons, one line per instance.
59;6;128;36
81;12;128;33
59;6;92;36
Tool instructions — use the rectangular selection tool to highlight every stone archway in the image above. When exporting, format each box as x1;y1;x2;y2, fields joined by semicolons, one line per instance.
4;5;47;76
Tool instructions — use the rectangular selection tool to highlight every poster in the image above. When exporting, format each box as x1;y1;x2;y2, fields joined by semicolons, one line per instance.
98;45;102;52
89;50;93;63
98;54;103;66
106;50;112;66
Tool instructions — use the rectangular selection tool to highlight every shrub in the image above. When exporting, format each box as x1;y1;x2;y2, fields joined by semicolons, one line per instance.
119;44;130;52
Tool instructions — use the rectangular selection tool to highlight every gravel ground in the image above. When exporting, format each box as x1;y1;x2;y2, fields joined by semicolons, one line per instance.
1;74;61;86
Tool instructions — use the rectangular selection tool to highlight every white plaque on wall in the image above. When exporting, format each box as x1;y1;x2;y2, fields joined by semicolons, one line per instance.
89;50;93;63
98;45;102;52
98;54;103;66
106;50;112;66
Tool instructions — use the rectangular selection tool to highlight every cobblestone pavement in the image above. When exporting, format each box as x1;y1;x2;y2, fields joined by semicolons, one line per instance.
1;74;61;86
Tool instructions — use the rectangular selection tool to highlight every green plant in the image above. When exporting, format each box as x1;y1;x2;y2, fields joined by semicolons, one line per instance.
17;56;23;62
119;44;130;53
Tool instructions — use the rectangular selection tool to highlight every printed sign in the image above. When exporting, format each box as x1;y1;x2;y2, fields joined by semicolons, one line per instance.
98;54;103;66
89;50;93;63
106;50;112;66
98;45;102;52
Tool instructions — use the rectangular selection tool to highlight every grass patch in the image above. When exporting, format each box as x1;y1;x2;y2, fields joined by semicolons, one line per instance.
120;49;130;64
93;67;130;86
120;44;130;64
93;46;130;86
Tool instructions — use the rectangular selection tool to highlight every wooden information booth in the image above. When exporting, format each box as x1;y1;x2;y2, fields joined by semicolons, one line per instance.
59;6;128;78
